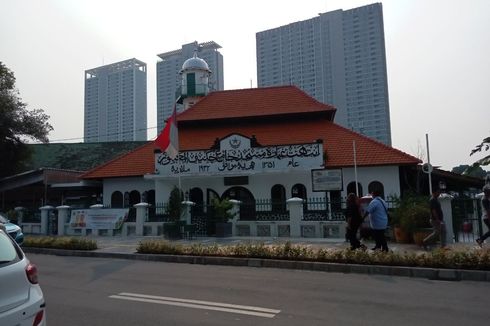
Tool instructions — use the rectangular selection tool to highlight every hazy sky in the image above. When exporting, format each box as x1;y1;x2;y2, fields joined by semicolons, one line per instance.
1;0;489;171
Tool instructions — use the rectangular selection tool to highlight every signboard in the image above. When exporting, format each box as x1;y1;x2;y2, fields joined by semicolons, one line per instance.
312;169;343;191
70;209;128;229
155;134;324;177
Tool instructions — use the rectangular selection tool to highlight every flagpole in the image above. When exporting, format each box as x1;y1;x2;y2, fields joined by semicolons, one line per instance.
353;140;359;197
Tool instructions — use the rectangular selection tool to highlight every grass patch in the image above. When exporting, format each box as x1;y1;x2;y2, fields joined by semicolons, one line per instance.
137;240;490;271
23;236;97;250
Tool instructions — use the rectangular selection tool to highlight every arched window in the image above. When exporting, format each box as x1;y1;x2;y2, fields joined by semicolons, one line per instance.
368;181;385;198
111;191;123;208
129;190;141;206
271;184;286;212
347;182;363;197
291;184;307;200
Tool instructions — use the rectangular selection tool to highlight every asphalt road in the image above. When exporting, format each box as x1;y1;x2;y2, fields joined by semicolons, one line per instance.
30;254;489;326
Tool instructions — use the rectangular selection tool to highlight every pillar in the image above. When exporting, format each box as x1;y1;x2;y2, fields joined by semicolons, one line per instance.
287;197;304;237
39;205;54;235
14;206;25;226
89;204;105;236
56;205;70;236
229;199;241;236
439;193;454;244
181;201;195;224
134;202;149;236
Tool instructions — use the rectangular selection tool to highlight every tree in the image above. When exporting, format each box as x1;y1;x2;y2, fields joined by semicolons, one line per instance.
165;186;183;221
0;62;53;178
470;137;490;167
452;164;488;178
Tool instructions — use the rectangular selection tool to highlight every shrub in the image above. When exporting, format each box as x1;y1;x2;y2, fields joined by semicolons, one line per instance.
396;194;431;232
166;186;183;221
211;198;235;223
135;240;490;271
23;236;97;250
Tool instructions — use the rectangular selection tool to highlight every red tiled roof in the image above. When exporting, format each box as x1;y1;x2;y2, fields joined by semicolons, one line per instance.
81;86;419;179
178;121;420;168
177;86;336;122
81;120;419;179
81;142;155;179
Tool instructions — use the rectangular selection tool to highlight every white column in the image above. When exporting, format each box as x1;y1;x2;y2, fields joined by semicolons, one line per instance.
181;201;195;224
229;200;241;236
14;206;25;226
89;204;105;236
134;202;149;236
439;193;454;244
56;205;70;236
39;205;54;235
287;197;304;237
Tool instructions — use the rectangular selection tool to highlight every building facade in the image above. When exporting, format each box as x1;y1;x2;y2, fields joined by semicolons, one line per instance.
84;58;147;143
156;41;224;132
256;3;391;145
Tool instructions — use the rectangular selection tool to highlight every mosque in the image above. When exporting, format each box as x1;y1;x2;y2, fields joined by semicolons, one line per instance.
81;53;420;218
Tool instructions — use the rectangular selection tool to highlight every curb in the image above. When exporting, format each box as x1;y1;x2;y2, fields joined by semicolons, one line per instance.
24;247;490;282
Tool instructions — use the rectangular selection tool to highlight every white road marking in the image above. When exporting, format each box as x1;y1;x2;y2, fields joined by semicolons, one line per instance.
109;292;280;318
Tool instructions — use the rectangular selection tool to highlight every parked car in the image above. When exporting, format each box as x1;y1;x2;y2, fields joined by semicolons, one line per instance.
0;229;46;326
0;213;24;245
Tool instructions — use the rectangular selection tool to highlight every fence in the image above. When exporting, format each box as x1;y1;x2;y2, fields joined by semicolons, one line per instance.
451;198;483;243
16;196;482;242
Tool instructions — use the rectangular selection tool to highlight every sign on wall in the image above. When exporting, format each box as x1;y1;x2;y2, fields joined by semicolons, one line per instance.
311;169;343;191
155;134;324;177
70;209;128;229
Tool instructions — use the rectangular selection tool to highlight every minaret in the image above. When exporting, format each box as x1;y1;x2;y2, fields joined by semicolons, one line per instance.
178;51;212;111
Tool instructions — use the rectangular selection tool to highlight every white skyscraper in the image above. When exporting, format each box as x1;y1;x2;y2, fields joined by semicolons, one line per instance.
84;58;147;143
156;41;223;132
256;3;391;145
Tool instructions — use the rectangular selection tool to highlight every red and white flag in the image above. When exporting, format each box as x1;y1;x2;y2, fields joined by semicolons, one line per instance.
155;105;179;159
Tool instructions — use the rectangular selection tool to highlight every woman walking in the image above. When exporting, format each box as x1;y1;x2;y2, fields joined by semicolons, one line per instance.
345;193;364;250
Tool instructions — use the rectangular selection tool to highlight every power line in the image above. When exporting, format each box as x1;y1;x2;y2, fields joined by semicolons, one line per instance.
32;126;160;144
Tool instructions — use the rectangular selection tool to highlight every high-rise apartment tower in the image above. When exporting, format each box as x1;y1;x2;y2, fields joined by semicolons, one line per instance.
256;3;391;145
156;41;223;132
84;58;147;143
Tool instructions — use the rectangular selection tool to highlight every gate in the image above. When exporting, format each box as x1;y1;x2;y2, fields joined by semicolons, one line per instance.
451;198;483;243
47;209;58;235
190;203;213;236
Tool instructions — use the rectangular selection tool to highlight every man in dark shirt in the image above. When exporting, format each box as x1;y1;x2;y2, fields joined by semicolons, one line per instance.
422;188;447;249
476;186;490;247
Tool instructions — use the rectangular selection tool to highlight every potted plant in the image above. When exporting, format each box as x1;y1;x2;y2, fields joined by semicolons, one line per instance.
211;198;235;237
396;194;431;245
390;208;411;244
163;186;184;239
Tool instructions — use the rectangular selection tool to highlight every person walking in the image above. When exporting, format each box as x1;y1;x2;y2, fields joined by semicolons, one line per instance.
422;188;447;250
476;185;490;247
345;193;364;250
363;190;389;252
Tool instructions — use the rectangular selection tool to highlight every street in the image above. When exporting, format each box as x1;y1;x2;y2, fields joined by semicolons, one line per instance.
30;254;488;326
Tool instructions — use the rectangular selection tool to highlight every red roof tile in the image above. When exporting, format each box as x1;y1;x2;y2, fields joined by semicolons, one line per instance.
81;142;155;179
81;86;419;179
177;85;336;122
82;120;419;179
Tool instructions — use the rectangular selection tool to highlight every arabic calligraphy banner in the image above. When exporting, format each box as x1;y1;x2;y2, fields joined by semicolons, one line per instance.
155;135;324;177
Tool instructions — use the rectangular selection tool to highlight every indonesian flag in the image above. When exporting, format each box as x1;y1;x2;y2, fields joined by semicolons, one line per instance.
155;105;179;159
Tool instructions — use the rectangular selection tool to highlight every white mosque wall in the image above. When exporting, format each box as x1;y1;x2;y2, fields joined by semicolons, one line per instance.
146;165;401;205
103;177;154;206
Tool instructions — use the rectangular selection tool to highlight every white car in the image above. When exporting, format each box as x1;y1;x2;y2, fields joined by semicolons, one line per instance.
0;229;46;326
